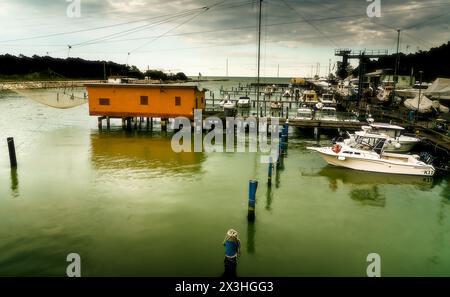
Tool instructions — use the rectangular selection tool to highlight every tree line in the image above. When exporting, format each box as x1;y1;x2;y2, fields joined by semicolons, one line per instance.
336;41;450;82
0;54;188;81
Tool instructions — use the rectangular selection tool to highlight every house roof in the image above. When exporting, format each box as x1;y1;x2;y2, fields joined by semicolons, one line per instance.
85;82;204;91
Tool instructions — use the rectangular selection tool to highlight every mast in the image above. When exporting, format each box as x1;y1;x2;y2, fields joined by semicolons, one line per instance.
392;29;401;103
256;0;262;117
226;58;229;77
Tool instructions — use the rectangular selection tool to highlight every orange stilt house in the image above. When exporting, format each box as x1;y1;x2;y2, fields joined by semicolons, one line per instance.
85;83;205;119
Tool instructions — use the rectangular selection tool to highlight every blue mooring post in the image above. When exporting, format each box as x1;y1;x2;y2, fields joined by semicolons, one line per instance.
268;157;273;187
283;123;289;141
7;137;17;168
248;180;258;221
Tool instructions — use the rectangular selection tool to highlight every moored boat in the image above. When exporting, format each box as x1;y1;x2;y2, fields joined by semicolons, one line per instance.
307;139;435;176
294;107;313;120
237;96;250;108
340;123;420;153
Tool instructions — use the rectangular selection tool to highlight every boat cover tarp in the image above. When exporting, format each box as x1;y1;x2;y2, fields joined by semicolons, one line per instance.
424;77;450;100
404;94;449;113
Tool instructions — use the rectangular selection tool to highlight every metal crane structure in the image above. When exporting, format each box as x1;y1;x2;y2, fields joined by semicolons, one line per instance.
335;49;389;101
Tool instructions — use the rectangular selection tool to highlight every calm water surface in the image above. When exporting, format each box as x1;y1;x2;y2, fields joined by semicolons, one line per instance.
0;81;449;276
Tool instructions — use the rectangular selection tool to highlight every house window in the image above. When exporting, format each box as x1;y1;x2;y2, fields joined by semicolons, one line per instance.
99;98;110;105
175;96;181;106
140;96;148;105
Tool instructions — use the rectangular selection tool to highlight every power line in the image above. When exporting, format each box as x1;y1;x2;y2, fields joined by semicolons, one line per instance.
0;7;212;43
280;0;339;47
128;1;227;53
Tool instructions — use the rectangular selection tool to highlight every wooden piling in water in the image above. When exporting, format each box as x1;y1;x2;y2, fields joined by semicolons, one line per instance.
268;157;273;187
161;118;167;132
7;137;17;168
126;117;132;130
106;117;110;129
97;116;104;130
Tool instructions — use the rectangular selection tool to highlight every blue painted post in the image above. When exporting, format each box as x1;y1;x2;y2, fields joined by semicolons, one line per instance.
248;180;258;221
268;157;273;187
283;123;289;141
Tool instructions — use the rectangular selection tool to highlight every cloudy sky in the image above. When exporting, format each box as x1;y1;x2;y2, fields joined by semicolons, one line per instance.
0;0;449;77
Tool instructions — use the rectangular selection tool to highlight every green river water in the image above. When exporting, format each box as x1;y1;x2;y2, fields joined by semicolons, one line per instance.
0;79;449;276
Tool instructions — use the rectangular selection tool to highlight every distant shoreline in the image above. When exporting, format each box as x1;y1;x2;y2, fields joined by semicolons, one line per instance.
0;80;102;90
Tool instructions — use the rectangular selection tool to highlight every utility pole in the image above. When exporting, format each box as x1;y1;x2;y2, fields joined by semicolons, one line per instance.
277;64;279;78
256;0;263;117
392;29;401;104
394;29;401;76
416;70;423;123
103;61;106;81
328;59;331;78
226;58;229;77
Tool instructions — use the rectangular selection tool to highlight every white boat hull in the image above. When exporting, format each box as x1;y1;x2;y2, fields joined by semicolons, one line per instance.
309;148;435;176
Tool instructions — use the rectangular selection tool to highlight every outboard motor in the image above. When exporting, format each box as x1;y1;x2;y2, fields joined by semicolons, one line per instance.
419;152;435;165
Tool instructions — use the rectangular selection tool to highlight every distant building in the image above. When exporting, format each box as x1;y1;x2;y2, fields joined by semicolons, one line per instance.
290;77;306;85
85;83;205;119
107;76;139;84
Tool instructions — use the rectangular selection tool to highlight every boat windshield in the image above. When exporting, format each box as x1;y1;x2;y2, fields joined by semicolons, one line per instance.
354;135;383;149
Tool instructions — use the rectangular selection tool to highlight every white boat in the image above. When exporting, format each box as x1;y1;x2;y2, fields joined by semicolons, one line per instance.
302;90;318;103
283;89;292;98
319;93;336;105
237;96;250;108
264;86;273;95
223;100;236;110
294;107;313;120
316;107;338;121
307;138;435;176
341;123;420;153
270;101;282;110
377;85;394;102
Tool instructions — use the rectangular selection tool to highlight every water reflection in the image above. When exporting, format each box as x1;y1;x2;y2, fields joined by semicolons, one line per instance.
350;186;385;207
90;131;206;178
265;186;273;211
440;179;450;204
246;221;255;254
312;166;435;191
10;169;19;198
